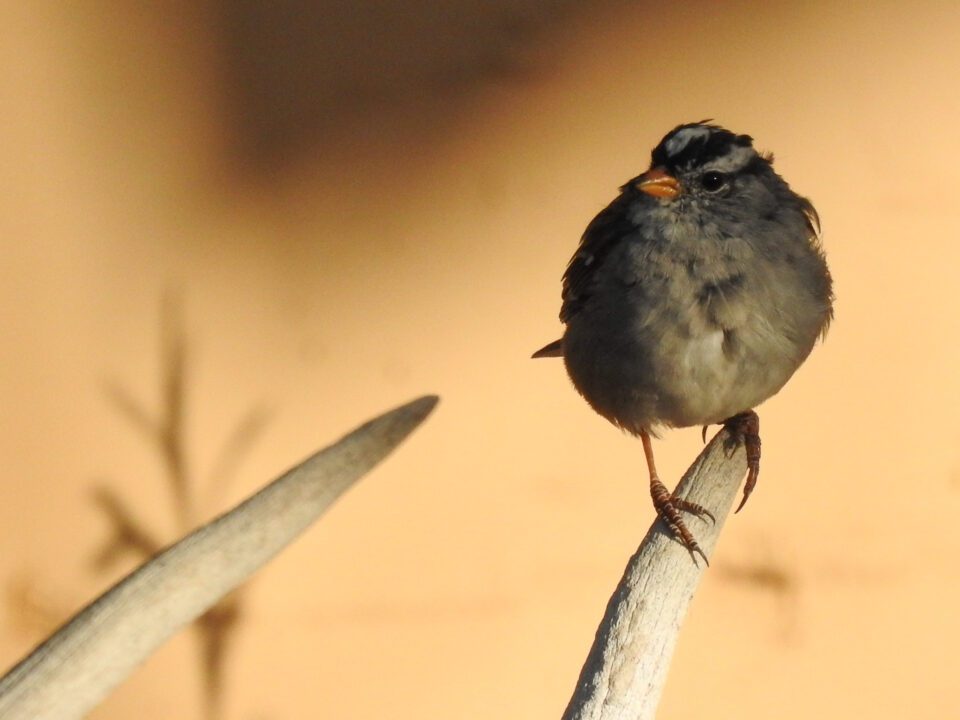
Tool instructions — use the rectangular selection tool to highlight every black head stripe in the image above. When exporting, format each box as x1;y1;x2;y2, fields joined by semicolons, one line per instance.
651;123;754;170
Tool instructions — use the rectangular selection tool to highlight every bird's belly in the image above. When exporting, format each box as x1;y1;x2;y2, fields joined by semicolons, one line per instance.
654;322;802;427
564;316;799;433
656;329;748;426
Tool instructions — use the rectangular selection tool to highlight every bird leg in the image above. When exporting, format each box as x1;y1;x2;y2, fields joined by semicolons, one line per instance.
640;430;714;565
722;410;761;513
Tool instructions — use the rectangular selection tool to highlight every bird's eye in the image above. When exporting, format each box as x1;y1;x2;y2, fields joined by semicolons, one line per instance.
700;171;728;193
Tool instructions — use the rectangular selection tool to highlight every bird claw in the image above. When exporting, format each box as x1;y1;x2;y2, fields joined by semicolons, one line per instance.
669;496;716;525
722;411;761;513
689;544;710;567
650;478;713;566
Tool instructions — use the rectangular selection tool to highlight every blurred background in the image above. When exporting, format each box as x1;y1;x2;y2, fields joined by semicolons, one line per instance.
2;0;959;718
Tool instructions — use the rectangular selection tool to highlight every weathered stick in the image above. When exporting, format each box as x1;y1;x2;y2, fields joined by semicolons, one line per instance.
562;427;747;720
0;395;438;720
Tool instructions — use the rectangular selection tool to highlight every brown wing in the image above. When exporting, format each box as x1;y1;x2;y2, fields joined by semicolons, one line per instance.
560;190;637;323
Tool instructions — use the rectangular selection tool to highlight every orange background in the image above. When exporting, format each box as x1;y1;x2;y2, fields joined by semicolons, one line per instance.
2;1;959;718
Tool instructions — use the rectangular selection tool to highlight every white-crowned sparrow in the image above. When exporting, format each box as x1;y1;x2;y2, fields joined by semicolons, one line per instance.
534;122;833;563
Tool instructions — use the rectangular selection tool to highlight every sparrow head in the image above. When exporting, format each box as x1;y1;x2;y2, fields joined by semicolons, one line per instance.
630;121;765;202
627;121;819;238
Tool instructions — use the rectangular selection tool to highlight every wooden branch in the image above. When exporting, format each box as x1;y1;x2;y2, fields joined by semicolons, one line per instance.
562;427;748;720
0;395;439;720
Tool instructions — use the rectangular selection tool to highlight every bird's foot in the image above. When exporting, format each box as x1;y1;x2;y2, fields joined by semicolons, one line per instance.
722;410;761;513
650;477;714;565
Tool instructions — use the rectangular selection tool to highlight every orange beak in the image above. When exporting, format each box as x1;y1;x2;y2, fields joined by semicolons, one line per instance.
636;167;681;199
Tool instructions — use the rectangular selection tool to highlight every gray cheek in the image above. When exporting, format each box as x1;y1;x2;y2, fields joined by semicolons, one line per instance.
736;179;777;219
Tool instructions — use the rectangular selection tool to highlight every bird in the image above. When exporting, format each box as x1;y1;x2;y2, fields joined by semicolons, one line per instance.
533;121;833;564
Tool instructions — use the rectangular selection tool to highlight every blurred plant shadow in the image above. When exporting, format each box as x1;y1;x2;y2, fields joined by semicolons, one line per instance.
94;292;271;720
717;543;801;644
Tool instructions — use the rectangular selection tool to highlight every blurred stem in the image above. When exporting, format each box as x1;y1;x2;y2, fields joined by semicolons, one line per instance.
203;405;272;512
160;293;193;531
195;592;242;720
90;486;162;568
